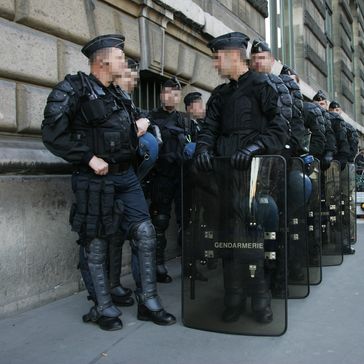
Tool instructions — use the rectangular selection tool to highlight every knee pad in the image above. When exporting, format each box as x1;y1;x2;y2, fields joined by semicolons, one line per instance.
152;214;169;232
131;220;156;252
87;238;107;264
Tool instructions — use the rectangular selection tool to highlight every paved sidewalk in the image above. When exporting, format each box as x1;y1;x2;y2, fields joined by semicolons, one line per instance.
0;223;363;364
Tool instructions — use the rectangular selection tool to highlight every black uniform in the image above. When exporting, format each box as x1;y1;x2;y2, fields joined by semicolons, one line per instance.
302;102;326;158
196;69;291;323
317;106;337;169
326;111;350;169
149;106;192;282
196;71;290;157
42;35;175;329
345;122;359;162
279;74;309;157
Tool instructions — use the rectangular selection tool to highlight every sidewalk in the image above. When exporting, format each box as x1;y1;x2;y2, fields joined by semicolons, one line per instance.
0;223;363;364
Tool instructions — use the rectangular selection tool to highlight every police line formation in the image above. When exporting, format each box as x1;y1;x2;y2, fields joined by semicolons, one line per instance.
41;32;359;336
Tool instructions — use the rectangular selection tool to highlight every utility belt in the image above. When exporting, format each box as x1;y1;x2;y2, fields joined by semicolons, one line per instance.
69;175;124;239
76;161;131;174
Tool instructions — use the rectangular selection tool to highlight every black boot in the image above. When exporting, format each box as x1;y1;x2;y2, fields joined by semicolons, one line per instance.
251;283;273;324
108;235;135;306
83;306;123;331
343;245;355;255
110;286;134;306
131;221;176;325
85;238;123;330
157;264;172;283
222;301;246;323
137;296;176;326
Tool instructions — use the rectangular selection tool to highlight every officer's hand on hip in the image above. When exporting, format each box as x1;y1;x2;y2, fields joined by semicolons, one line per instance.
89;156;109;175
231;143;264;170
195;151;213;172
136;118;151;137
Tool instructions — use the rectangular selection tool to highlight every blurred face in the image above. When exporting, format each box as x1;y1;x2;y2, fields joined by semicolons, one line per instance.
213;49;243;78
329;107;342;114
314;100;328;110
93;47;127;82
250;51;274;73
187;99;205;119
161;87;181;109
115;65;139;93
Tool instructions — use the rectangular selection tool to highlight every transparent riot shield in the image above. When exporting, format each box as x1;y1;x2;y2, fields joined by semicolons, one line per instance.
321;161;343;266
306;159;322;285
340;164;351;252
286;158;310;298
348;164;357;245
182;156;287;336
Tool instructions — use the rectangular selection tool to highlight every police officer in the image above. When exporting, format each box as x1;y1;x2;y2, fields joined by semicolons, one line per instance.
42;34;175;330
250;41;324;159
314;93;350;170
149;77;192;283
195;32;291;323
184;92;205;135
329;101;359;163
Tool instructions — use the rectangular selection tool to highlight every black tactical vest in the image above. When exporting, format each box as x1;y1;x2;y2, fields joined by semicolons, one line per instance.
67;73;137;164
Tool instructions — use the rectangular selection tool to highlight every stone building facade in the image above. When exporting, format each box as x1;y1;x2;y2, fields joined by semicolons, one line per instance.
0;0;268;317
269;0;364;139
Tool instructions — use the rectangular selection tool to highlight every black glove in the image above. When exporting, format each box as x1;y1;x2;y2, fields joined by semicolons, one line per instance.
320;151;333;171
231;143;264;170
195;150;213;172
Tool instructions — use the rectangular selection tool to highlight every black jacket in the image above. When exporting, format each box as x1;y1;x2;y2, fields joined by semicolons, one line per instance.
196;71;291;157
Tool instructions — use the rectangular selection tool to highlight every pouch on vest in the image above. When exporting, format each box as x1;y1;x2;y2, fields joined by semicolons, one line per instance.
86;179;102;237
71;176;89;233
101;180;115;235
81;98;107;126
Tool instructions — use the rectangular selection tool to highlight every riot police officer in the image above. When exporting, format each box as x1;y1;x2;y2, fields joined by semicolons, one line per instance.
149;78;192;283
250;41;324;159
42;34;175;330
329;101;359;163
314;93;350;170
195;32;291;323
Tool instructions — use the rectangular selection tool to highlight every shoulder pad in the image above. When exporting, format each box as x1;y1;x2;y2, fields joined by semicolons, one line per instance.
43;78;75;125
47;79;75;103
265;73;290;96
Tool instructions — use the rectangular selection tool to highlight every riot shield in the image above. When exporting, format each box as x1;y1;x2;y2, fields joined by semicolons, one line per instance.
287;158;310;298
348;163;357;245
340;164;351;253
182;156;287;336
306;159;322;285
321;161;343;266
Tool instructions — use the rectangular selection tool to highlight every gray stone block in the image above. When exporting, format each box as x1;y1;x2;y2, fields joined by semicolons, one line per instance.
0;0;14;19
191;53;221;91
0;19;58;86
0;79;17;132
0;176;79;316
177;45;197;80
94;1;117;36
164;34;180;74
15;0;90;44
116;11;140;59
57;40;89;80
17;83;51;134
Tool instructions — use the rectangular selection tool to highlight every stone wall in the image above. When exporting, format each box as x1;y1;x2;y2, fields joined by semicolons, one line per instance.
0;0;267;317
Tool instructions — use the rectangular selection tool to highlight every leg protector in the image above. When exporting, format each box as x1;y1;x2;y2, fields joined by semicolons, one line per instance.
152;214;170;275
108;234;134;306
79;245;96;303
131;220;162;311
87;238;120;318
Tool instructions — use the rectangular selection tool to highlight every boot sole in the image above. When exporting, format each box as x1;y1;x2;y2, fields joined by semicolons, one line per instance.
137;314;176;326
